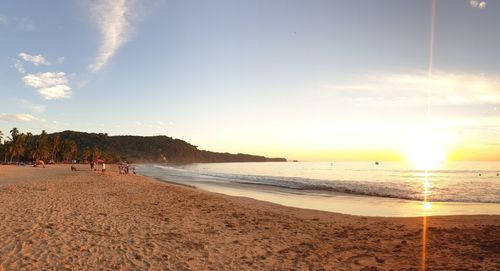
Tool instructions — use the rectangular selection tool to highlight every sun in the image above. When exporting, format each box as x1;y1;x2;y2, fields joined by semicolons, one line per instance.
405;130;447;170
422;202;432;209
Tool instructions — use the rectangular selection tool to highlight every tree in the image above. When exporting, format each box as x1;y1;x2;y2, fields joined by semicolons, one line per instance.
0;130;4;163
8;129;26;163
30;131;50;162
82;147;92;163
9;127;19;142
92;146;101;160
50;134;62;162
2;135;9;163
62;140;78;163
24;132;34;161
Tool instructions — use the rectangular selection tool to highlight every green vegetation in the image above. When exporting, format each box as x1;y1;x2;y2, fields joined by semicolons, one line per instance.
0;129;286;164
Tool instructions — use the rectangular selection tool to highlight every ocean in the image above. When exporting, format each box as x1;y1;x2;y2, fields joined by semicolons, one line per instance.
136;161;500;217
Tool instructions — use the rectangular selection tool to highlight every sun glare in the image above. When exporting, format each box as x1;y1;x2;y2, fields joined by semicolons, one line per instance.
405;130;447;170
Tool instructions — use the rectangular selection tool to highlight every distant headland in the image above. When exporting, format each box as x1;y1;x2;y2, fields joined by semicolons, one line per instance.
0;129;287;164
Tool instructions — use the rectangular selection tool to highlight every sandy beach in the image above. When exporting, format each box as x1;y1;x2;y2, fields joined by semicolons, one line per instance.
0;164;498;270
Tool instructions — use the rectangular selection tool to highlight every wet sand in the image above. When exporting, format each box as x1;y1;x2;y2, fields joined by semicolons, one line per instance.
0;164;498;270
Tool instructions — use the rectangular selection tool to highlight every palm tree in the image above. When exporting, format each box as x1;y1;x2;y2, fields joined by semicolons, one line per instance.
30;142;44;162
31;131;50;162
82;147;92;163
50;134;62;162
8;128;20;162
92;146;101;160
9;127;19;139
0;130;4;163
62;140;78;163
3;137;9;163
24;132;34;160
9;132;26;163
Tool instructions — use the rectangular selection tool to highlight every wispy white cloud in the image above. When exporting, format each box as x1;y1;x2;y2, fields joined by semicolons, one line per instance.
88;0;137;72
12;53;74;100
22;72;72;100
0;113;38;122
19;52;50;66
57;56;65;64
12;59;25;74
0;113;63;131
87;0;153;72
470;0;487;9
14;98;46;113
0;15;36;31
17;17;36;31
322;71;500;105
76;80;89;89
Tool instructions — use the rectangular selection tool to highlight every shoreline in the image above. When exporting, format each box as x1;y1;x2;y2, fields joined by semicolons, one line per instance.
136;166;500;217
149;174;500;218
0;164;498;270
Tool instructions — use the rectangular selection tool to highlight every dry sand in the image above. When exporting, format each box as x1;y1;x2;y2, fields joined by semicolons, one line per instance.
0;164;498;270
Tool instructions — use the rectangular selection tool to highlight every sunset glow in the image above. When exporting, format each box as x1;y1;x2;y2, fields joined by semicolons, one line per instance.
405;129;447;170
0;1;498;270
0;1;498;162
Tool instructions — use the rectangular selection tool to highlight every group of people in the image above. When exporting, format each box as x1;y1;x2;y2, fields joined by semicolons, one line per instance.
83;160;136;174
119;162;135;174
90;161;106;173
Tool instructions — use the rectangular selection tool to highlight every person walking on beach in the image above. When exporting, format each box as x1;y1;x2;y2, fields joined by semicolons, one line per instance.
90;161;94;171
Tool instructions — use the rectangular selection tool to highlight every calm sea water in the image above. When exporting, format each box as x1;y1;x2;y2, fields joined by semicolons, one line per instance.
136;161;500;216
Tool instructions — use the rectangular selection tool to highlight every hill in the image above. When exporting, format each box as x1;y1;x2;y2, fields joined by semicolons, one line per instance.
51;131;286;163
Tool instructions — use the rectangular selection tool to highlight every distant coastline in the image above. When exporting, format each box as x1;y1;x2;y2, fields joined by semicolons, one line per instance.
53;130;287;163
0;129;286;164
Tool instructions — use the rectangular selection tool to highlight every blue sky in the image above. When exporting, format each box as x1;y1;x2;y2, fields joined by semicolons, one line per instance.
1;0;499;160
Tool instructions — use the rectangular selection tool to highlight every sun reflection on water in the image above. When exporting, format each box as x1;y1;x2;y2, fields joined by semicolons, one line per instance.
421;171;430;271
420;168;433;271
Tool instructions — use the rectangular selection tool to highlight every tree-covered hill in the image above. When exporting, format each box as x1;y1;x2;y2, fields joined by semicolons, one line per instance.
0;129;286;163
56;130;287;163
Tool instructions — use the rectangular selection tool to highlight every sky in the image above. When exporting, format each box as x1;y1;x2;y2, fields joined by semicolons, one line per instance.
0;0;499;161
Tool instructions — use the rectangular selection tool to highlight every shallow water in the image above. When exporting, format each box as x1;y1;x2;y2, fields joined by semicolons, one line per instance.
136;161;500;217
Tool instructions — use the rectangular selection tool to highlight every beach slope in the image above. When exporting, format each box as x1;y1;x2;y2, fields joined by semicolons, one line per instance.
0;165;498;270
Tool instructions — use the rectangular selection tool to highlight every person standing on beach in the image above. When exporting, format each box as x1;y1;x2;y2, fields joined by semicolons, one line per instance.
102;163;106;173
90;161;94;171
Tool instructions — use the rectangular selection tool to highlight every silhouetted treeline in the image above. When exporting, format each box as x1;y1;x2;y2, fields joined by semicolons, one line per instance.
0;129;286;163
